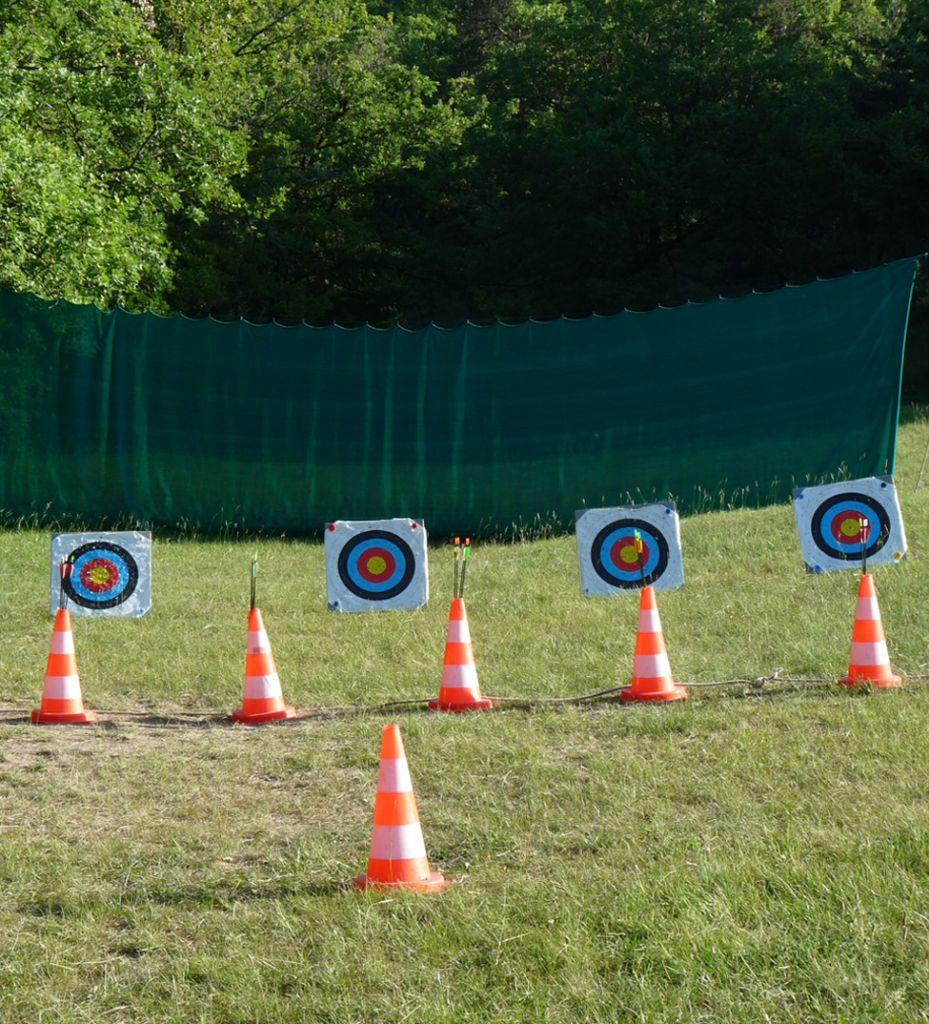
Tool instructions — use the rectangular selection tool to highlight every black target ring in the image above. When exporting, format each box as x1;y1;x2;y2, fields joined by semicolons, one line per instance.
337;530;416;601
810;492;891;562
62;541;140;609
590;518;670;590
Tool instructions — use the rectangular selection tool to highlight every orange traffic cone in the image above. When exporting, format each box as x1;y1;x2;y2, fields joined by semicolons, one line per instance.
231;608;297;723
354;724;450;893
32;609;96;725
429;598;493;712
620;586;688;703
839;574;902;689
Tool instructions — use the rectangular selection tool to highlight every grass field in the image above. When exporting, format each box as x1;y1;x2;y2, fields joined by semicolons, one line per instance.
2;414;929;1022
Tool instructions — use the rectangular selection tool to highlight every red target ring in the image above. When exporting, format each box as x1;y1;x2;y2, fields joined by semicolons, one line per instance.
80;558;121;594
610;537;650;572
357;547;397;583
830;510;867;546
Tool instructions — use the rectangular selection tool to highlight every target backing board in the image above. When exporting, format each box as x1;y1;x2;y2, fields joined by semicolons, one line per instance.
576;503;684;596
325;518;428;612
793;476;906;574
50;531;152;617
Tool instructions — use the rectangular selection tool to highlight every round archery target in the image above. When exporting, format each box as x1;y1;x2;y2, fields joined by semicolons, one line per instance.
337;530;416;601
62;541;140;609
810;492;891;561
590;518;669;589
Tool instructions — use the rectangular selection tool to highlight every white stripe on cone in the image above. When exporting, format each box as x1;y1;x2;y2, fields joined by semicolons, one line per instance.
243;673;283;699
633;653;672;679
369;822;427;860
857;597;881;620
447;620;471;644
638;608;662;632
42;676;81;700
49;632;75;655
851;641;890;666
377;758;413;793
441;663;480;689
248;630;271;654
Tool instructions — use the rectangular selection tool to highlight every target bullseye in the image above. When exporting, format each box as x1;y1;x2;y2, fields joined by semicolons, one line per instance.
837;516;861;539
615;539;647;566
356;546;397;585
82;559;119;592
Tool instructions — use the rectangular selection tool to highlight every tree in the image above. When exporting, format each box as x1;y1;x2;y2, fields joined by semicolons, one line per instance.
0;0;245;308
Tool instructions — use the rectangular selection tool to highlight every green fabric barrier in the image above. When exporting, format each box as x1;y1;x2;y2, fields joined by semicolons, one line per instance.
0;258;919;536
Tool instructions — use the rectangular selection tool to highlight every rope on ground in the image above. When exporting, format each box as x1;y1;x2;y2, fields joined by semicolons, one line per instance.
1;671;926;721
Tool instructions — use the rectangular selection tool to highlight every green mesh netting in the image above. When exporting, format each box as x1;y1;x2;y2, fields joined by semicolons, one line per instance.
0;258;919;536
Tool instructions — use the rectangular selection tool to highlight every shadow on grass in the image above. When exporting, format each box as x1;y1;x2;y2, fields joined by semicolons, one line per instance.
17;878;351;919
0;703;431;731
143;877;351;906
0;714;122;730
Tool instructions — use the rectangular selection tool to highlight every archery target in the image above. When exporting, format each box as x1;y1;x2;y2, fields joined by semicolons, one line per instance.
325;519;428;612
576;504;684;596
793;476;906;573
50;531;152;616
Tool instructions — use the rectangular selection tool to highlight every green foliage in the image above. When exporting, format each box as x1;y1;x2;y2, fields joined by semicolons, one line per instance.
170;0;478;322
0;0;246;308
0;0;927;323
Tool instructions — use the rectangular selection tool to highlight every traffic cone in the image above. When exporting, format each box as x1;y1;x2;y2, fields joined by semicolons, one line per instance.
839;574;902;689
354;724;450;893
428;598;493;712
231;608;297;723
32;609;96;724
620;586;688;703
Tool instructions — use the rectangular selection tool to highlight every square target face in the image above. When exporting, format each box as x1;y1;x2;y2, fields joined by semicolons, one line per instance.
324;518;428;612
51;531;152;617
576;503;684;597
793;476;906;574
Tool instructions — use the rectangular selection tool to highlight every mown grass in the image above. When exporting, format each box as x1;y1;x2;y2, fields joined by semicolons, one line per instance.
1;414;929;1021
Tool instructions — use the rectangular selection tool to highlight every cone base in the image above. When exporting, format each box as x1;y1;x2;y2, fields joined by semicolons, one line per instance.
31;708;97;725
231;705;298;725
428;698;493;712
620;685;688;704
353;871;450;894
839;674;903;690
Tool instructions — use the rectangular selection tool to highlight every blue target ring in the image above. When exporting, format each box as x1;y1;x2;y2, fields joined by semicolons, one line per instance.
811;492;890;561
337;530;415;601
63;542;139;609
591;518;669;589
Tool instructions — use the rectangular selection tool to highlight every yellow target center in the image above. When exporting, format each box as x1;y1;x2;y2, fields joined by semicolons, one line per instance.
840;519;861;538
619;544;640;565
88;565;112;585
367;556;387;576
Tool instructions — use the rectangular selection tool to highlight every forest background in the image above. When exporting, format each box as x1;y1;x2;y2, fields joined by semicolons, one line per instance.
2;1;928;388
